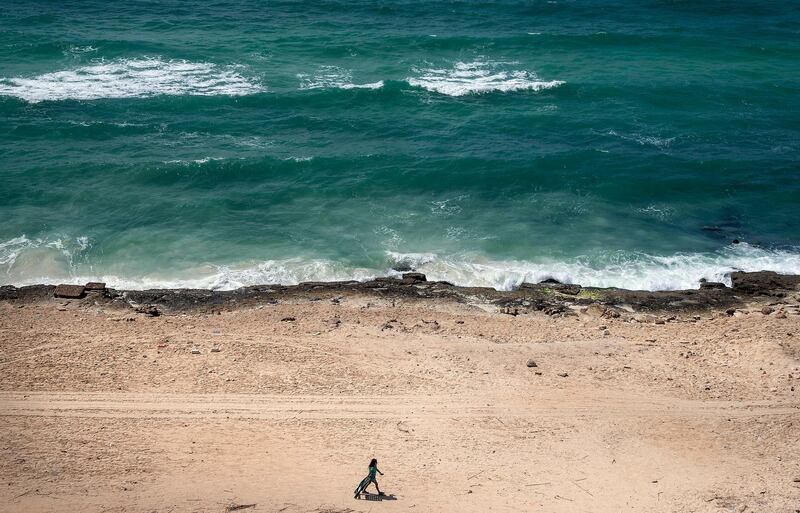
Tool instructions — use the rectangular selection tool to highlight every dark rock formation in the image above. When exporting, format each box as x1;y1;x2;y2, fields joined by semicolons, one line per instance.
54;284;85;299
402;272;427;283
1;271;798;318
730;271;800;295
520;282;581;295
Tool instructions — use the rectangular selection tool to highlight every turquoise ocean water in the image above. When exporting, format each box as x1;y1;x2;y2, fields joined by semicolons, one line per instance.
1;1;799;291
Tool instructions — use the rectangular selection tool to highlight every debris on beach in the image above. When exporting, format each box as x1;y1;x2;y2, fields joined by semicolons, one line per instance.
135;305;160;317
226;504;256;512
418;319;440;331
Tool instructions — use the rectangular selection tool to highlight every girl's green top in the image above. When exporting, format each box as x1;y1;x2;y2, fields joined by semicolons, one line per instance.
369;466;378;480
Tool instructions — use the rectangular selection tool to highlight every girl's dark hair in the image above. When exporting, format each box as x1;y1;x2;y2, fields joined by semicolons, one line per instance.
370;458;378;467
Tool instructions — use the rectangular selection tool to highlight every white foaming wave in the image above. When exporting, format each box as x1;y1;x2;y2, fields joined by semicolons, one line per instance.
3;235;799;292
0;58;265;103
0;235;89;267
635;204;676;222
341;81;384;90
297;66;384;91
162;156;228;165
42;260;379;291
0;250;380;291
0;235;91;284
63;45;98;57
387;244;800;291
0;236;32;267
65;119;146;128
406;61;564;97
429;194;470;216
385;251;438;270
191;260;379;290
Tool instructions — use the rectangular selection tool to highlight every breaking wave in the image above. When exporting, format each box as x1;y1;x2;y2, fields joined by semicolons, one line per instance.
386;244;800;291
2;235;799;292
0;58;265;102
406;61;564;97
0;235;91;284
297;66;384;91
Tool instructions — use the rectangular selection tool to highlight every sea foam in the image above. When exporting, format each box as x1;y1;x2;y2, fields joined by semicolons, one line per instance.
0;58;264;102
2;234;799;293
298;66;384;91
406;61;564;97
387;244;800;291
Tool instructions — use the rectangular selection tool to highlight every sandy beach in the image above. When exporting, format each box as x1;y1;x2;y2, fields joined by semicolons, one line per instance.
4;1;800;511
1;276;799;513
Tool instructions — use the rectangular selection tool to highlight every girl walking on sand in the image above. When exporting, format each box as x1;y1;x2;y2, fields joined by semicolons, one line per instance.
354;458;384;498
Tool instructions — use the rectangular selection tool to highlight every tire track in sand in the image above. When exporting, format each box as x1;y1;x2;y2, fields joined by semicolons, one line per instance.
1;391;797;420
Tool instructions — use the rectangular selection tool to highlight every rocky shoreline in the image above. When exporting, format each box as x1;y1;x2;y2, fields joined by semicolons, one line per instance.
2;270;799;319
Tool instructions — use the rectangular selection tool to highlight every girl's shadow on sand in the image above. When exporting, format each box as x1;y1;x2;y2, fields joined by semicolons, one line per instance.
358;493;397;501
